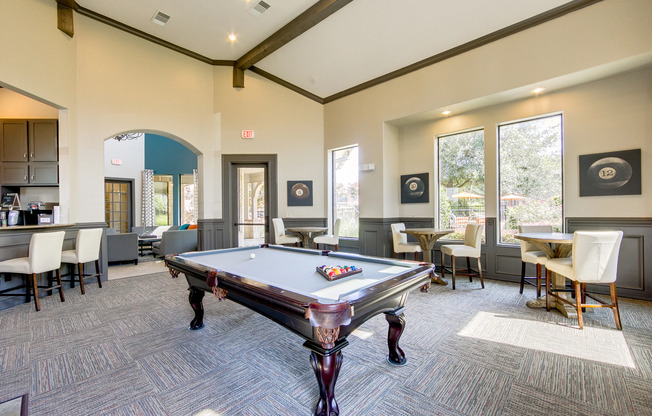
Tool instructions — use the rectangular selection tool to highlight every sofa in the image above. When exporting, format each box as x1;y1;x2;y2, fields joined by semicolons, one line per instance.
106;228;139;264
152;228;198;257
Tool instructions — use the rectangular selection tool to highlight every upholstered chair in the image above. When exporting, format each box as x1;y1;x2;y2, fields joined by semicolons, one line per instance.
518;224;553;297
272;218;300;246
440;224;484;290
545;230;624;330
314;218;341;251
390;223;421;260
0;231;66;311
61;228;104;295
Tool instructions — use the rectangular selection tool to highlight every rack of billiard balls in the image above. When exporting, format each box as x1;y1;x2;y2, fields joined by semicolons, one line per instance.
316;265;362;281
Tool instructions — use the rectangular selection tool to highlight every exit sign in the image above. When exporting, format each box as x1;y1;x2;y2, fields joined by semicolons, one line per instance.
241;130;255;139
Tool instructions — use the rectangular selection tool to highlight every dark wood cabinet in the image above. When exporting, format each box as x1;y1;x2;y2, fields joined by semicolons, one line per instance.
0;119;58;185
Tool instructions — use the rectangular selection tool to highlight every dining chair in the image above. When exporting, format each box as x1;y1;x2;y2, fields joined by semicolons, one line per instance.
390;223;421;260
440;224;484;290
272;218;300;246
61;228;104;295
545;230;624;329
518;224;553;297
0;231;66;311
314;218;341;251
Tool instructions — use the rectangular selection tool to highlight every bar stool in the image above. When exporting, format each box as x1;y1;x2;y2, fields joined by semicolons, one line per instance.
0;231;66;311
440;224;484;290
518;224;553;297
391;223;421;260
314;218;341;251
61;228;104;295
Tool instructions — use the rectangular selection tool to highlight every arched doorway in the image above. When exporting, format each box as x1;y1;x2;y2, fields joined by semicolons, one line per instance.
103;131;201;232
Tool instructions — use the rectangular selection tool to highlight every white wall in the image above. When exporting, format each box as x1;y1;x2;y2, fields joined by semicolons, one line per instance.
104;136;145;225
324;0;652;219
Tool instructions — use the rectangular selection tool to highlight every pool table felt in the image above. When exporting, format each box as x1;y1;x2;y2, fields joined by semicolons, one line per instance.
176;246;418;303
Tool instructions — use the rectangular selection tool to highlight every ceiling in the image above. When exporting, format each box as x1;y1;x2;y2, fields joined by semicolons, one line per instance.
72;0;598;102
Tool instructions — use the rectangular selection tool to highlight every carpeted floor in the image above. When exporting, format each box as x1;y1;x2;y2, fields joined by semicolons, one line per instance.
1;269;651;416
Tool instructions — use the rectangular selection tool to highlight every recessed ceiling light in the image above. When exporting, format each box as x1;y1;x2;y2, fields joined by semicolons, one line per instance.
228;34;237;42
531;87;546;94
442;110;452;115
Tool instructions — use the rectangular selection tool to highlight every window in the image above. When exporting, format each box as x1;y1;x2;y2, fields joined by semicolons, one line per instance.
154;175;173;226
332;146;359;238
498;114;563;243
438;129;485;240
180;173;196;225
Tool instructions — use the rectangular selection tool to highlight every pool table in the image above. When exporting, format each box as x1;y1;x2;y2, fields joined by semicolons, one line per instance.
165;244;433;416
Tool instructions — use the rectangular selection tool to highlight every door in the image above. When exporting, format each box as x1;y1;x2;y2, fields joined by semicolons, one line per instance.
234;165;267;247
223;154;278;248
105;179;133;233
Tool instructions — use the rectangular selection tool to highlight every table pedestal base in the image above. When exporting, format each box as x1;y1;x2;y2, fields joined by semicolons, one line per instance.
526;272;577;318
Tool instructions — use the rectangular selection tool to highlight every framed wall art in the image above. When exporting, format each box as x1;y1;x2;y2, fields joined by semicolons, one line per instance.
287;180;313;206
579;149;641;197
400;173;429;204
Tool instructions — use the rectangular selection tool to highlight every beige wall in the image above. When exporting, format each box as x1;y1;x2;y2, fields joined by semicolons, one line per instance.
324;0;652;218
397;67;652;221
213;68;325;219
1;0;650;228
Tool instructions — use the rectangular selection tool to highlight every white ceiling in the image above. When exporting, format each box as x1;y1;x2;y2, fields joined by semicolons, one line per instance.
76;0;579;99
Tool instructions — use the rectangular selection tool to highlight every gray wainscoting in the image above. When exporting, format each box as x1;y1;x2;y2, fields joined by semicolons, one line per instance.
197;216;651;301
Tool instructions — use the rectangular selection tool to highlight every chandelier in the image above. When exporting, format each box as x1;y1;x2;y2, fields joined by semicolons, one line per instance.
113;133;143;142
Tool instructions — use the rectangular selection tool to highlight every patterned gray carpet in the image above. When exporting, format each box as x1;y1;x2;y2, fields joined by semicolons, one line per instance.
1;271;651;416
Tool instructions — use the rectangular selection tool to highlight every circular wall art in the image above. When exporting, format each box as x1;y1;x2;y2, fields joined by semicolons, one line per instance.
587;157;633;189
291;182;310;199
405;177;425;198
400;173;429;203
287;180;314;206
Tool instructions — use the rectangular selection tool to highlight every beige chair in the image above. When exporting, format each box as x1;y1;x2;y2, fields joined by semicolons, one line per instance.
61;228;103;295
314;218;341;251
0;231;66;311
545;230;624;330
518;224;553;297
390;223;421;260
272;218;300;246
440;224;484;290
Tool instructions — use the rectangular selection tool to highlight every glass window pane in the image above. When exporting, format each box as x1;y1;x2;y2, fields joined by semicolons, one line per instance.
332;146;359;238
438;130;485;241
498;114;563;243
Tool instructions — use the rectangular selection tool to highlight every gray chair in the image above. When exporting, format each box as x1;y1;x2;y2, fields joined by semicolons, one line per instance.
152;229;198;257
106;228;139;264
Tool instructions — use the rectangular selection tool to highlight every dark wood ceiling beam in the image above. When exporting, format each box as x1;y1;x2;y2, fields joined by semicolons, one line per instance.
249;66;324;103
55;0;77;37
233;0;354;87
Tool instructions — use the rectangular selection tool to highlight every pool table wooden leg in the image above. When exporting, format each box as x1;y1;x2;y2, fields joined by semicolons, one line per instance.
385;308;407;365
310;350;343;416
188;287;205;330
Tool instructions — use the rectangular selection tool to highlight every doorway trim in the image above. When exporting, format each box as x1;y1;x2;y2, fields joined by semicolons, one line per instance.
222;154;278;248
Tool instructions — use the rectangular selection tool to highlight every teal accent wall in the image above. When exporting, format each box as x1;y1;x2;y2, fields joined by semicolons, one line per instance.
145;134;197;225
